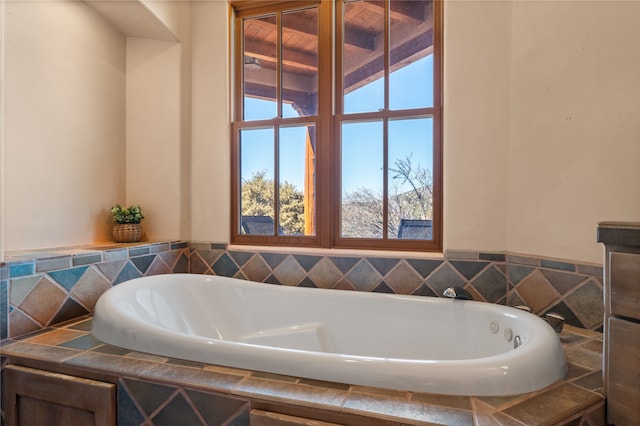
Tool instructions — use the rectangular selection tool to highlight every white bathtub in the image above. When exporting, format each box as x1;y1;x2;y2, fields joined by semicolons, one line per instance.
91;274;567;396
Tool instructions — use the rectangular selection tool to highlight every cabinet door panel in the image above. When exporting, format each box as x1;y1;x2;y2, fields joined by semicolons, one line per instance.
2;365;115;426
610;252;640;320
608;318;640;425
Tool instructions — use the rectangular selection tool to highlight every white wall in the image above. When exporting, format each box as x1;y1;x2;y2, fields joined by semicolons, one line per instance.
3;1;126;252
506;0;640;263
443;0;512;254
190;1;230;243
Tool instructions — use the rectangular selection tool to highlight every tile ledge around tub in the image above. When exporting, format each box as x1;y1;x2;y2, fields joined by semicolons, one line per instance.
226;244;446;260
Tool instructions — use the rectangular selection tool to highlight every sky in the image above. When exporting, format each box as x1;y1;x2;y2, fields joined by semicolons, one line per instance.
240;54;434;197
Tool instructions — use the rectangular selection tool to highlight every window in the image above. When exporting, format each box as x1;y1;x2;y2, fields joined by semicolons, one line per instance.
231;0;442;251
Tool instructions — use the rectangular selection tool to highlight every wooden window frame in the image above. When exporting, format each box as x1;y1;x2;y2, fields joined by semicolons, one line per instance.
230;0;442;252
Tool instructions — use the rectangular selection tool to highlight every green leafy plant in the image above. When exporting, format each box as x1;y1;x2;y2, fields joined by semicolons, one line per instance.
111;204;145;224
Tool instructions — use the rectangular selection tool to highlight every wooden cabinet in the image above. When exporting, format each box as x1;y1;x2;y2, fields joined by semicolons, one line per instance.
2;365;115;426
598;222;640;426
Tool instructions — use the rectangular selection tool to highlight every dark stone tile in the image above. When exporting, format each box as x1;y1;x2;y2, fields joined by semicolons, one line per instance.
117;379;147;426
229;251;255;268
260;253;288;269
171;242;189;250
167;358;207;369
367;257;400;275
172;252;190;273
264;274;281;285
507;264;534;285
113;262;143;285
131;255;156;274
49;297;90;326
329;256;360;274
479;253;505;262
471;266;507;303
564;280;604;330
426;263;466;295
187;388;250;426
212;253;240;277
406;258;442;278
124;377;176;416
153;392;202;426
293;254;322;272
541;269;587;295
373;282;394;293
450;260;488;280
297;277;317;288
540;259;576;272
412;284;437;297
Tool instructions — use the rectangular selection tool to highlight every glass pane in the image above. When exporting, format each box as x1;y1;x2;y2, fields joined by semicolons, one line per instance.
389;1;434;109
282;8;318;118
240;128;275;235
387;117;433;240
278;125;316;236
243;15;277;120
343;0;384;114
340;121;384;238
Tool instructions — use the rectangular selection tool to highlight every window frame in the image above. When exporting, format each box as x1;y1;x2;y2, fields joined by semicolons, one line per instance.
230;0;442;252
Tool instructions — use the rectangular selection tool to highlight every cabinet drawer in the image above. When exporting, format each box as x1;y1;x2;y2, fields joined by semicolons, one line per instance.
610;252;640;320
607;317;640;425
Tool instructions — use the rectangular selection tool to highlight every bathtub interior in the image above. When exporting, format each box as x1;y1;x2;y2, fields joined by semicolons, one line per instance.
105;275;547;361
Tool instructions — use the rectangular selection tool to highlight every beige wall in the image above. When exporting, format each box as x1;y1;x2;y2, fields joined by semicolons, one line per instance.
443;0;640;264
3;1;126;252
505;0;640;263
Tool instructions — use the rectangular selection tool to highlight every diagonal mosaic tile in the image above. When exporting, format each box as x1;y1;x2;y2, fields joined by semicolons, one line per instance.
212;253;240;277
426;263;466;296
48;266;90;291
383;261;422;294
293;254;322;272
273;256;306;286
329;256;360;274
367;257;400;275
307;257;344;289
471;266;507;303
19;276;66;325
113;262;143;285
346;260;381;292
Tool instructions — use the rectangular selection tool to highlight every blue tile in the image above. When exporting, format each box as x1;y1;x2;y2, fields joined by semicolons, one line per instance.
0;280;7;340
114;262;143;285
9;262;35;278
170;241;188;250
406;259;442;278
541;259;576;272
293;254;322;272
131;255;156;274
123;378;175;417
212;254;239;277
48;266;90;291
367;257;400;275
450;260;489;280
153;393;201;426
260;252;288;269
72;253;102;266
128;246;150;257
229;251;255;267
172;253;189;273
329;256;360;274
117;380;147;426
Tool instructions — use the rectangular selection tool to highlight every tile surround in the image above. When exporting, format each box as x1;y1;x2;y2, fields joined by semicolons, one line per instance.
1;319;605;425
0;242;605;341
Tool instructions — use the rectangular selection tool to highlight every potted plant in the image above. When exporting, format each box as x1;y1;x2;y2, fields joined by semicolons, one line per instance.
111;204;145;243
